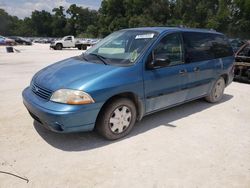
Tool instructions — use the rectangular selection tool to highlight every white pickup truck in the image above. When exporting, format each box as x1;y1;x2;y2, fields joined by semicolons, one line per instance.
50;36;92;50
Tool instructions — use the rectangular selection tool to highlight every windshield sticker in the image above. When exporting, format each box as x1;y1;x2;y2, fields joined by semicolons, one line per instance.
130;50;139;62
135;33;154;39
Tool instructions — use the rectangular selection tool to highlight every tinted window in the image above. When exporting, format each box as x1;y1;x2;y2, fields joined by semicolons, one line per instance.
154;33;183;66
212;34;233;58
183;32;214;62
183;32;233;63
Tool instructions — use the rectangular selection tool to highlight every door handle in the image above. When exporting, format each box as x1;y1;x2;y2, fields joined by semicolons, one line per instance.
179;69;187;75
193;67;200;72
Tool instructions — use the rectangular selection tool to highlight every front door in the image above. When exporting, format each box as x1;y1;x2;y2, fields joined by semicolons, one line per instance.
64;36;73;47
143;32;188;113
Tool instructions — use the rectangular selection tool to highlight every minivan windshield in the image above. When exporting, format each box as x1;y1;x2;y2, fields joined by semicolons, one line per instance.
84;30;158;65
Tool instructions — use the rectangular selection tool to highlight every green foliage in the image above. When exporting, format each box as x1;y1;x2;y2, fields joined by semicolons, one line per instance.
51;6;67;37
0;0;250;38
0;9;16;35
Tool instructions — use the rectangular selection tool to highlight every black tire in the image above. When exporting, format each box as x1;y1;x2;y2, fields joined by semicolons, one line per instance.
55;43;62;50
81;45;87;50
96;98;137;140
205;77;225;103
77;46;81;50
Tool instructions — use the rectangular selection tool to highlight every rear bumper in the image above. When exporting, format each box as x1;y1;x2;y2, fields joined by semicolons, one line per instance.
22;87;102;133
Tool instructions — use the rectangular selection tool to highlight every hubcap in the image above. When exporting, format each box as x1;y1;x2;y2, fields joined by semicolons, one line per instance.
214;79;224;99
109;106;132;134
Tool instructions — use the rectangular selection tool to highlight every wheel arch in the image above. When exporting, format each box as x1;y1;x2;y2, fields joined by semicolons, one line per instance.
221;74;228;85
56;43;63;47
97;92;144;123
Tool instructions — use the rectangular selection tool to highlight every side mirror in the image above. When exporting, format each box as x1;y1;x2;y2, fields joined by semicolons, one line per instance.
152;56;171;69
146;52;171;69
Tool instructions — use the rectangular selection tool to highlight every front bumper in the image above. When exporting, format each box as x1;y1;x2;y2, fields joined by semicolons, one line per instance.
50;43;56;48
22;87;103;133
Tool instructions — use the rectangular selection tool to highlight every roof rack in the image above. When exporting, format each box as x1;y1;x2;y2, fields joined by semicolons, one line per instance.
176;25;216;32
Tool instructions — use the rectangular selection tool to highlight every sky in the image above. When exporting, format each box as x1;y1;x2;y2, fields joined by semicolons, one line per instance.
0;0;102;19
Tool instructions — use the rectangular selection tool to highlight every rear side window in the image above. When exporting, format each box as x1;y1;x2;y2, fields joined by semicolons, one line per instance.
183;32;233;63
212;34;233;58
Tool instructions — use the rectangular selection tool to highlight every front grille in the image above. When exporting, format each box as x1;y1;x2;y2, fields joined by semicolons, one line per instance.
31;82;52;100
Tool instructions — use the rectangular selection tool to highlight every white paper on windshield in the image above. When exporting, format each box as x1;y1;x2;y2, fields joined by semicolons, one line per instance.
135;33;154;39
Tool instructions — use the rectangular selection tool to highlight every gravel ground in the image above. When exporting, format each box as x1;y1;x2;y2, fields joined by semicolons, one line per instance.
0;44;250;188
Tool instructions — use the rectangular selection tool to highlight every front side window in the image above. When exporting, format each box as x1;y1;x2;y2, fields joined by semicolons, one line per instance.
85;30;158;65
153;33;184;66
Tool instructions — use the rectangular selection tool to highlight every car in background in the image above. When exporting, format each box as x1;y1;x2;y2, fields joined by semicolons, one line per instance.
23;27;234;140
234;41;250;82
0;36;16;46
88;38;101;46
229;38;246;53
33;38;53;44
9;36;32;45
50;36;95;50
0;36;5;45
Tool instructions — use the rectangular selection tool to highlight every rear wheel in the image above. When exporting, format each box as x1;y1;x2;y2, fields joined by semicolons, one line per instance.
81;45;87;50
77;45;87;50
205;77;225;103
96;98;137;140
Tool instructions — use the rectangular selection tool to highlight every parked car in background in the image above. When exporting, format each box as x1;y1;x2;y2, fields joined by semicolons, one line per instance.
0;36;5;45
50;36;93;50
229;38;246;53
90;39;101;45
33;38;52;44
0;36;16;46
234;41;250;82
9;36;32;45
23;27;234;140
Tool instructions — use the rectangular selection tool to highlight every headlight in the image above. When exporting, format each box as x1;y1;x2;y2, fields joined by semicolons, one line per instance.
50;89;95;105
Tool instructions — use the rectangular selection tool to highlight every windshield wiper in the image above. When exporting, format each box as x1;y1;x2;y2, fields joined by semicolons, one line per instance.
89;53;108;65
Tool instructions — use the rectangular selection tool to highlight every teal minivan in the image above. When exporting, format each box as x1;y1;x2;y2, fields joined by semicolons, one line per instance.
23;27;234;140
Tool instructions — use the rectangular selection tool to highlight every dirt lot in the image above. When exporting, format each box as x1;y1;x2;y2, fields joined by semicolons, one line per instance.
0;44;250;188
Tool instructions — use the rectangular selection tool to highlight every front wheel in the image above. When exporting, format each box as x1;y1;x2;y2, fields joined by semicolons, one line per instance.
96;98;137;140
55;43;62;50
205;77;225;103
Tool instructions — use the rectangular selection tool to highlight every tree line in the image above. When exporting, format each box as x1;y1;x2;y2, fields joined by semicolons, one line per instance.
0;0;250;38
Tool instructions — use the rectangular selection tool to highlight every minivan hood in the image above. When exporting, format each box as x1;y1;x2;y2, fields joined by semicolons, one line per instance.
33;57;119;91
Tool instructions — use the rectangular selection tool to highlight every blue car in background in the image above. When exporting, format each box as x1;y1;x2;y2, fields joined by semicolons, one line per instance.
22;27;234;140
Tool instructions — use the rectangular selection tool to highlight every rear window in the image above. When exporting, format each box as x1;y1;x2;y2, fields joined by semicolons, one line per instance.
183;32;233;63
